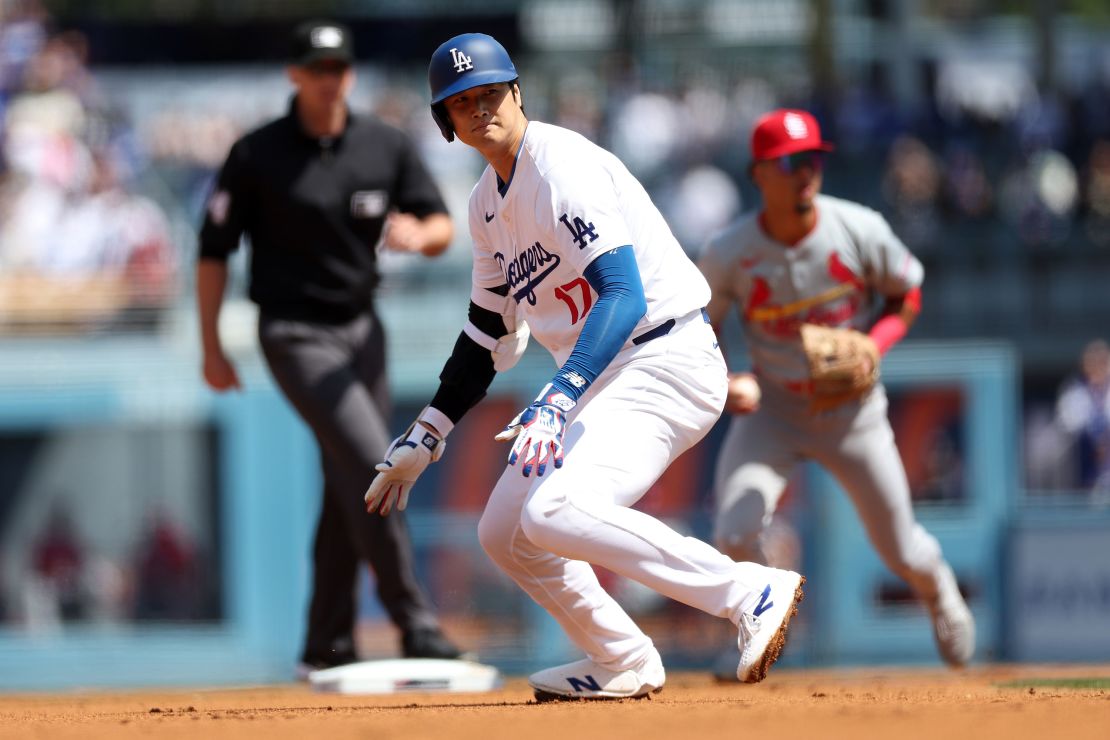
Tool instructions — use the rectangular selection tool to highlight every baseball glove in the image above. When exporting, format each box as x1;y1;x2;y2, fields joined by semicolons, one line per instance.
799;323;880;412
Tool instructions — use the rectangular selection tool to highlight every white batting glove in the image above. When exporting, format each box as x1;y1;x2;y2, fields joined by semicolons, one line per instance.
364;422;445;516
494;385;575;478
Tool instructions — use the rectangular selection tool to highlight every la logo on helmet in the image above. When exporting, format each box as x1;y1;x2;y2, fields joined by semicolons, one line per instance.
450;48;473;73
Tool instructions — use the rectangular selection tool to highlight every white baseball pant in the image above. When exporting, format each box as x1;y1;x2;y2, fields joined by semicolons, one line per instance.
478;314;773;671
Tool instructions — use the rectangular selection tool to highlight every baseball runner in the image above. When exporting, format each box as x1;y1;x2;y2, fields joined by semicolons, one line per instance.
698;109;975;678
364;33;805;700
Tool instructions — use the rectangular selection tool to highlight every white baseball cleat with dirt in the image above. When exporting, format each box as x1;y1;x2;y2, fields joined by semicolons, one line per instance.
529;650;665;702
736;569;805;683
929;566;975;667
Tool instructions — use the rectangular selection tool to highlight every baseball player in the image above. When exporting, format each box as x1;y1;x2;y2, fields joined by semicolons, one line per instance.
364;33;805;700
698;109;975;678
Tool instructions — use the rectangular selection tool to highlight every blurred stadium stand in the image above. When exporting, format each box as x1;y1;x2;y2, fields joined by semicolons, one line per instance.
1;0;1109;688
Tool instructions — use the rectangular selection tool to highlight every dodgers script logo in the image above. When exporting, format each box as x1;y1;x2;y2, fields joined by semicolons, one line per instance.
450;48;473;73
495;243;561;306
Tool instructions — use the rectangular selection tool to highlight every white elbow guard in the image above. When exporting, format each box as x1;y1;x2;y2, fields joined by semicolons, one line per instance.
463;319;530;372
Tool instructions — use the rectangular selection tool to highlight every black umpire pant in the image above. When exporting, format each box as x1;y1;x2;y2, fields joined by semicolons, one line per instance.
258;310;439;663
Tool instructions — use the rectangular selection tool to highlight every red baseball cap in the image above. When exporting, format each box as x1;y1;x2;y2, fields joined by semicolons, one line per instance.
750;109;834;161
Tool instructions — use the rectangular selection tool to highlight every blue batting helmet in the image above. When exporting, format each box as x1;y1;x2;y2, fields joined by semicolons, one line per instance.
428;33;518;142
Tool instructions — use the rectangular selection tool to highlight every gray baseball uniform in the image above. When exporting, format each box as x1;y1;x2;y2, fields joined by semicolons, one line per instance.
699;194;953;604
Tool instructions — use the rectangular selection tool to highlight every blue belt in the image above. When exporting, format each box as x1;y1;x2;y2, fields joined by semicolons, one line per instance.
632;308;710;346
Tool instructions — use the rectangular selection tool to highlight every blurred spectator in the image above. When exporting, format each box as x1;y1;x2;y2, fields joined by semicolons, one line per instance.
1081;139;1110;247
1025;405;1074;491
1055;339;1110;492
997;148;1078;247
940;142;994;221
934;58;1035;128
3;40;88;187
51;152;176;309
0;24;177;333
551;73;603;143
27;506;87;624
1013;90;1069;154
660;164;741;253
881;135;942;250
674;82;731;163
0;149;176;331
132;512;205;621
609;91;680;178
0;0;47;99
835;75;904;156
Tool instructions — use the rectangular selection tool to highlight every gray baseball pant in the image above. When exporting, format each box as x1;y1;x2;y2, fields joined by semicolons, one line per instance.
712;384;948;603
258;311;439;662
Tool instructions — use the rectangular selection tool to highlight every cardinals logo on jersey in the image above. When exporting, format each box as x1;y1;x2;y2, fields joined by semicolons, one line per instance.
745;251;865;336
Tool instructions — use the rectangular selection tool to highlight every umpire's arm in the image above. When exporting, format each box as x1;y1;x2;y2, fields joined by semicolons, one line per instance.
196;141;251;391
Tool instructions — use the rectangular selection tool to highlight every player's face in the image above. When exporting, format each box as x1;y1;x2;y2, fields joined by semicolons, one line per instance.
444;83;524;150
753;151;824;213
288;60;354;110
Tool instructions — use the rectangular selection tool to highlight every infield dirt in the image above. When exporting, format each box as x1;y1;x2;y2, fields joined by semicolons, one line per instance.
0;664;1107;740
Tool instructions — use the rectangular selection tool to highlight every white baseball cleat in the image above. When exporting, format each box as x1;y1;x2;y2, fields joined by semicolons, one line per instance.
736;569;805;683
928;566;975;667
528;650;665;702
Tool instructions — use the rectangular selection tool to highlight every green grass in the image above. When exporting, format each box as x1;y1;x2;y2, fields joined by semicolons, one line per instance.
995;677;1110;690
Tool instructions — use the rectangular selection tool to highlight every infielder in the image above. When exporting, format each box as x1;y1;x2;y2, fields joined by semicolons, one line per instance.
699;109;975;677
365;34;804;700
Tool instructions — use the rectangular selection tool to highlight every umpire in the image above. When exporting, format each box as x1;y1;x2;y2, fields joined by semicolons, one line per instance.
196;20;462;673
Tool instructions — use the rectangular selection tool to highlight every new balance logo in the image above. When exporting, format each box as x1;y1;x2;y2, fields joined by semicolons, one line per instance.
421;433;439;451
753;584;774;617
559;370;586;388
485;212;495;223
566;674;602;693
450;48;473;73
559;213;599;249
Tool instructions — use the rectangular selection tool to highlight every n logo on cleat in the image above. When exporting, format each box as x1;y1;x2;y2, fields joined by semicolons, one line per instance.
753;584;774;617
566;674;602;692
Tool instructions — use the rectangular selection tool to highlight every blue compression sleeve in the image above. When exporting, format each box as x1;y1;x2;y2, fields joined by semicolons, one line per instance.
549;246;646;401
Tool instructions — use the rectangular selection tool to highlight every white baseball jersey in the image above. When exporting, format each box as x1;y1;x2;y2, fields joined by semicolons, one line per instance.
457;122;798;683
468;121;709;366
700;194;923;389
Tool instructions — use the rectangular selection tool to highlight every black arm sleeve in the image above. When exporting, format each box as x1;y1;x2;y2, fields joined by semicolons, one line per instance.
429;286;510;423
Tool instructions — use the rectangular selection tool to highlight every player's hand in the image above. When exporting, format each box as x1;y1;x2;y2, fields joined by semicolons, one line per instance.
494;386;575;477
381;212;426;254
202;351;242;392
725;372;761;415
365;422;445;515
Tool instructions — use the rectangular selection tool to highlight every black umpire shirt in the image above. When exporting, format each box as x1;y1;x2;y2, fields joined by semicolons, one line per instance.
198;96;449;323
